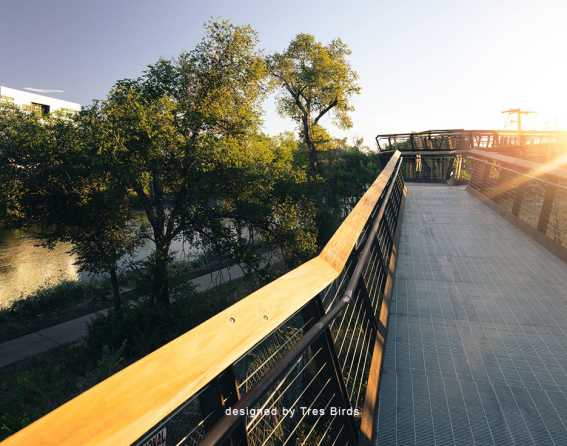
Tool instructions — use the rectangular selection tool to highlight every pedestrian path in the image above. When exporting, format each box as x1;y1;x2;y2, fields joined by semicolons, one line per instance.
0;261;248;368
375;184;567;446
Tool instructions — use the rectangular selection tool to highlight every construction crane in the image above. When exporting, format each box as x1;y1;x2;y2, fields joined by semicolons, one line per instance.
502;108;535;132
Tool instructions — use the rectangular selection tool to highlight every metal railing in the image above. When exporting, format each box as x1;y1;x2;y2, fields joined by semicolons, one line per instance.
4;152;405;446
468;150;567;257
376;129;567;153
401;151;468;183
378;149;470;183
375;129;567;184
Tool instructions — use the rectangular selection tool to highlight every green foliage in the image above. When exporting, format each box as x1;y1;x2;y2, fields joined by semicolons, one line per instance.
0;273;260;441
76;342;127;392
309;124;346;152
0;281;103;320
0;340;128;440
0;281;108;342
0;103;140;312
91;19;268;307
303;146;383;246
0;102;45;224
0;19;378;321
84;275;253;361
0;22;391;439
199;131;319;270
0;346;83;439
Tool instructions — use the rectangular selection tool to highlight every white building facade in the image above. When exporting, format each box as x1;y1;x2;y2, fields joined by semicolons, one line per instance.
0;85;81;116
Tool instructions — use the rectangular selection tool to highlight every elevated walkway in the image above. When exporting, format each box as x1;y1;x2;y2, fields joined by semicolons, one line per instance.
4;151;567;446
377;185;567;446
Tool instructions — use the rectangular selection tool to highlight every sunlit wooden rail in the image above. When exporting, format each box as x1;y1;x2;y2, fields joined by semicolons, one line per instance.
3;153;405;445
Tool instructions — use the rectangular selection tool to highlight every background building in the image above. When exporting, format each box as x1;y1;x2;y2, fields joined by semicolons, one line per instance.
0;85;81;116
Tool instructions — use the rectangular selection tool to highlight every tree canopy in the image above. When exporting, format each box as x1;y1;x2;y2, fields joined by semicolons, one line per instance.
90;19;268;306
267;33;360;174
0;20;380;317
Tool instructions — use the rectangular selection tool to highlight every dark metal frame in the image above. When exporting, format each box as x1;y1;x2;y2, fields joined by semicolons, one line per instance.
378;149;469;184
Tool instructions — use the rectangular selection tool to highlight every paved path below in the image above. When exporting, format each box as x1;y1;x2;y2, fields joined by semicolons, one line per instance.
0;261;248;368
376;185;567;446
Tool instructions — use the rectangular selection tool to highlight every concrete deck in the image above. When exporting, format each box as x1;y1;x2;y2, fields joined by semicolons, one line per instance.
376;185;567;446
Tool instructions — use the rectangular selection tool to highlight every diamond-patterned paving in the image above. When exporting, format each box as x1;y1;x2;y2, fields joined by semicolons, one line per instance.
376;185;567;446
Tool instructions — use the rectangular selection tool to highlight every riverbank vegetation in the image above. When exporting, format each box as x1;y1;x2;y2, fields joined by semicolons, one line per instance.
0;273;270;439
0;18;383;436
0;19;378;318
0;250;247;342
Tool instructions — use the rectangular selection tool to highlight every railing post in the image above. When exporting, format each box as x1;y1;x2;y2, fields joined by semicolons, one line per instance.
494;165;509;201
511;180;525;217
200;367;248;446
537;183;557;234
480;161;491;191
358;279;386;338
455;154;463;181
381;200;395;244
469;158;480;189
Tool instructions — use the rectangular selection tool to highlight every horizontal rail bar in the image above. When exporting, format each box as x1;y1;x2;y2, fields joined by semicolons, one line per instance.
377;129;567;138
469;150;567;183
468;156;567;191
378;150;470;156
375;129;567;152
3;153;402;446
199;297;349;445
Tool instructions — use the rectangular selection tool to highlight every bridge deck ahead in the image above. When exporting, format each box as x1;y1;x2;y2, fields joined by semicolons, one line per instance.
376;184;567;446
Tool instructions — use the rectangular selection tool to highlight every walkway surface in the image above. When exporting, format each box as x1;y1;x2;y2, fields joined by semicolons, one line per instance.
376;185;567;446
0;261;248;368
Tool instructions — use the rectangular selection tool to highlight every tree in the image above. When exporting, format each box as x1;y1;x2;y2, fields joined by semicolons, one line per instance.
66;106;140;312
0;102;45;225
202;132;318;275
0;105;139;313
96;19;267;307
267;34;360;175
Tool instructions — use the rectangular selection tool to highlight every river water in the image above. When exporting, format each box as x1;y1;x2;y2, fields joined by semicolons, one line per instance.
0;227;201;308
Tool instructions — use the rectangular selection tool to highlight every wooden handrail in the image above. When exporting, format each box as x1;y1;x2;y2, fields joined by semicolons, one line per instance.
469;150;567;182
3;152;402;446
378;149;469;156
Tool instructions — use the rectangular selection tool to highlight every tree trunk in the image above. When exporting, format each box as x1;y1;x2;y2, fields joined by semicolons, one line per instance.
152;243;170;309
109;265;122;314
307;139;318;176
302;118;318;176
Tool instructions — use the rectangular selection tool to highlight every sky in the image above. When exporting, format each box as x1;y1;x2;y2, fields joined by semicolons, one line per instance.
2;0;567;146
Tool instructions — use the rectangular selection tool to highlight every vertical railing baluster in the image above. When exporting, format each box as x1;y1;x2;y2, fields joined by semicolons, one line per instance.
538;183;557;234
